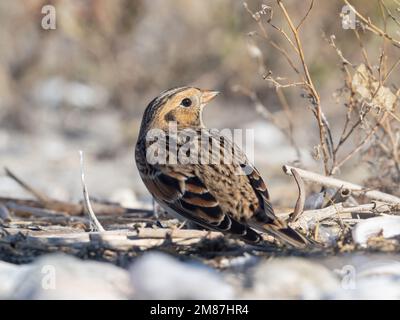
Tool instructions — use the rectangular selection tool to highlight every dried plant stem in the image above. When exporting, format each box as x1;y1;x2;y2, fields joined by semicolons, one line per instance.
379;0;400;28
243;1;333;173
353;28;373;72
277;0;331;174
79;151;105;232
343;0;400;48
296;0;314;30
289;169;305;222
331;112;388;174
232;85;300;155
283;165;400;204
383;56;400;83
4;167;49;203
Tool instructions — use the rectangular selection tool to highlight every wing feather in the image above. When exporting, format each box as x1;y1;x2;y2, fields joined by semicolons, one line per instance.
143;163;262;243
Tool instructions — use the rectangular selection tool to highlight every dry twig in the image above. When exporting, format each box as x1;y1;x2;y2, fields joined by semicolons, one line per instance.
243;1;333;174
289;202;383;230
343;0;400;48
79;151;105;232
283;165;400;204
289;168;305;222
4;167;49;203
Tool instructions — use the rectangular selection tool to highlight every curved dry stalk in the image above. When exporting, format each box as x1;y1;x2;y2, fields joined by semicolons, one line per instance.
289;168;305;222
79;151;105;232
296;0;314;30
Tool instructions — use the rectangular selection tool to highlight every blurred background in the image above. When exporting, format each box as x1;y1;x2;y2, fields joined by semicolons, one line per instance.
0;0;398;208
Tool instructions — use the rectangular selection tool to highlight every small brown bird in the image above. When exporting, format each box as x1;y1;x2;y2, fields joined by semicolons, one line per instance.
135;86;311;248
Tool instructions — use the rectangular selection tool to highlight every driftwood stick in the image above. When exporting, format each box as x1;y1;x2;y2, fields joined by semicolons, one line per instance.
79;151;105;232
0;196;84;216
0;197;153;217
25;235;210;249
288;202;391;230
135;227;221;239
13;228;222;249
22;228;221;240
0;196;151;217
2;166;153;217
283;165;400;204
6;202;69;218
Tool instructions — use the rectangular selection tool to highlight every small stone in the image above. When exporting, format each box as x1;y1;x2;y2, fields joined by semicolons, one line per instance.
129;252;234;299
5;254;132;299
243;257;340;299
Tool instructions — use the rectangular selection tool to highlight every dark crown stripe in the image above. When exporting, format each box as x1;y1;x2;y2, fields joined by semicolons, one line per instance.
148;86;192;110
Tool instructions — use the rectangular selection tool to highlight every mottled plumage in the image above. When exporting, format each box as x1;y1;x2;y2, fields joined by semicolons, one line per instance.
135;86;311;248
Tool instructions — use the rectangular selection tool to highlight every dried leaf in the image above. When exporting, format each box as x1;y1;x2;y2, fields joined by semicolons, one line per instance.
352;64;397;111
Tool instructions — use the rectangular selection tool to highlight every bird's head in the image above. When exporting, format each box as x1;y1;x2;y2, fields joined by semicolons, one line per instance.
140;86;219;131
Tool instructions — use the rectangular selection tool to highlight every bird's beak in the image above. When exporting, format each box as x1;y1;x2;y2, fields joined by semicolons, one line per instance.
201;90;220;104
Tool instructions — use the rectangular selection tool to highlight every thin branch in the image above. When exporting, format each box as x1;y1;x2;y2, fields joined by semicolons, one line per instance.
333;107;370;155
383;56;400;83
232;85;300;155
269;40;302;74
332;112;388;174
283;164;400;204
296;0;314;30
353;28;373;72
379;0;400;28
243;3;301;75
343;0;400;48
327;34;354;67
263;75;306;88
277;0;332;175
4;167;49;203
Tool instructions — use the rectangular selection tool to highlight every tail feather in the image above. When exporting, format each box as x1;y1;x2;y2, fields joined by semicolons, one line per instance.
271;226;310;248
250;222;314;248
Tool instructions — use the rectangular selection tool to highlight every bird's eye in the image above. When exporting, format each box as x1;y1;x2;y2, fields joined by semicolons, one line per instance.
181;98;192;107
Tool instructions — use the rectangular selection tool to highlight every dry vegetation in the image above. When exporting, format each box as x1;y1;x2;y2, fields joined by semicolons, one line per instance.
2;0;400;268
238;0;400;252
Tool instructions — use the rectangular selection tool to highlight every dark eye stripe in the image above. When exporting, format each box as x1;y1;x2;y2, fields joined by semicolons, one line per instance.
146;87;191;112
